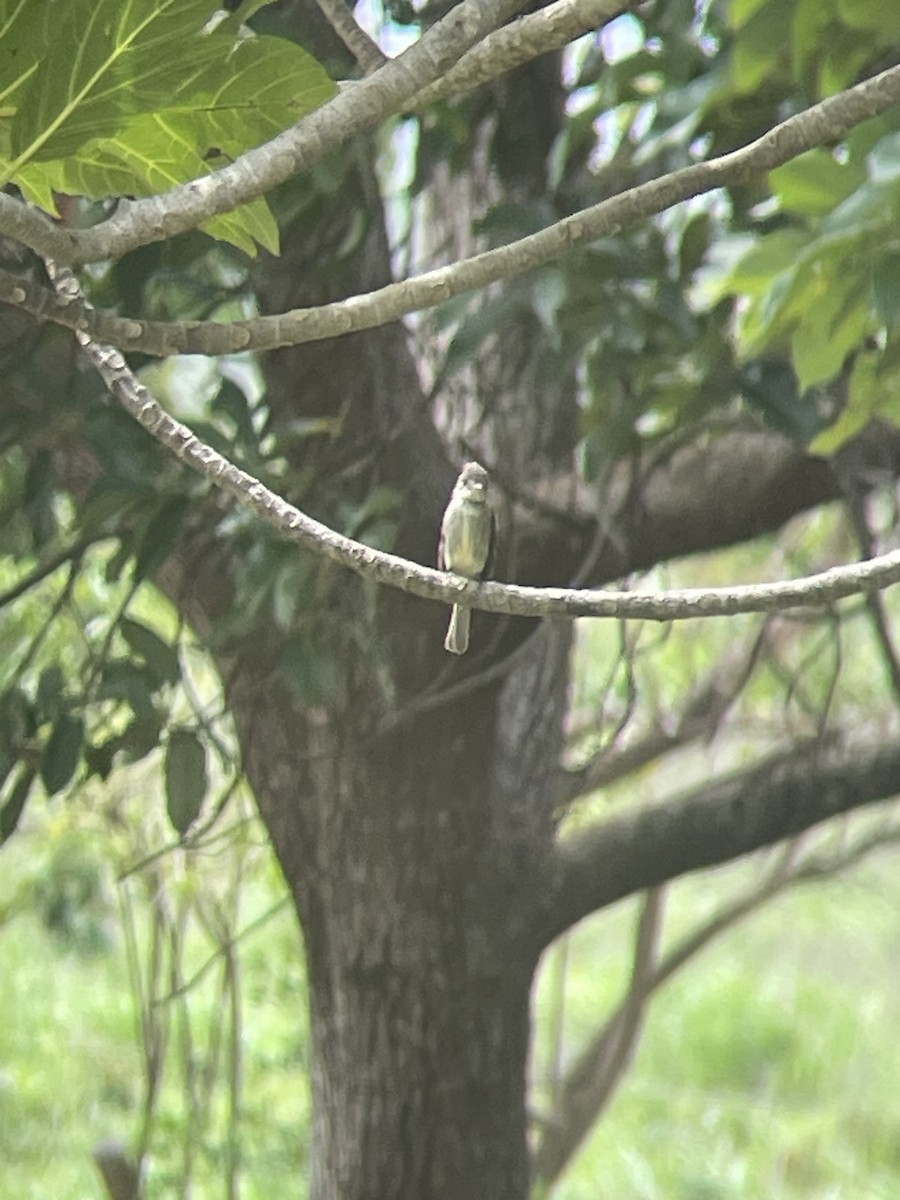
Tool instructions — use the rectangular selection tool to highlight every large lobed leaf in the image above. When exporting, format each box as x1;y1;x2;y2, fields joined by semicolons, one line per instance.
0;0;337;254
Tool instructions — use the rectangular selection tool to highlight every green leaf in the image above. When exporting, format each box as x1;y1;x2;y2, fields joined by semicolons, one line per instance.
23;448;56;547
36;665;66;723
119;618;181;687
817;39;874;96
821;176;900;236
0;0;336;252
809;351;900;454
41;713;85;795
791;0;834;83
872;253;900;330
770;149;867;218
790;279;868;391
119;715;166;763
729;0;773;30
97;659;160;716
212;379;259;448
0;687;34;753
225;0;281;22
736;233;858;358
868;132;900;182
836;0;900;33
678;211;712;278
731;2;791;93
165;727;207;834
8;0;218;162
133;495;190;581
711;228;812;303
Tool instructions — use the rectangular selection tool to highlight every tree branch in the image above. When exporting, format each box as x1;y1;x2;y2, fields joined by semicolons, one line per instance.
413;0;629;110
44;257;900;624
534;820;900;1184
545;736;900;943
314;0;387;73
560;631;766;802
0;0;526;265
534;888;665;1185
10;63;900;350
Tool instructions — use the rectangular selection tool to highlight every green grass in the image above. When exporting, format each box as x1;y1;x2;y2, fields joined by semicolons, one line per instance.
0;913;139;1200
3;826;900;1199
535;852;900;1200
0;872;311;1200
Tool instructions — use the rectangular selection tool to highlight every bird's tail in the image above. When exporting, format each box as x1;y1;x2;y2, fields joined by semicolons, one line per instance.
444;605;470;655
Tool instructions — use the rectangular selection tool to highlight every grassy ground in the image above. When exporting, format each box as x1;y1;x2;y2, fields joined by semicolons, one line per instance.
3;830;900;1198
533;851;900;1200
0;852;311;1200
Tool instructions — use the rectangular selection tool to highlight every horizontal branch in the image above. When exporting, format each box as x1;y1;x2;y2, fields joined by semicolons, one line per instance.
0;0;526;266
545;736;900;943
49;258;900;624
11;63;900;354
535;819;900;1184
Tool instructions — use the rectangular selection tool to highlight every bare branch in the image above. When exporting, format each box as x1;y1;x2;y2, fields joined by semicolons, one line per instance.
534;820;900;1184
10;63;900;351
0;534;97;610
846;497;900;702
545;736;900;943
413;0;630;109
314;0;387;73
45;258;900;625
561;630;766;802
534;888;664;1184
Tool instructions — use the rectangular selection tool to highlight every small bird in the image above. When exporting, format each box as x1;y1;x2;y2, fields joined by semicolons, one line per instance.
438;461;496;654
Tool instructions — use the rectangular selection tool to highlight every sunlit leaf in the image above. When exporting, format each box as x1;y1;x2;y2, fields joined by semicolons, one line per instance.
770;149;867;218
810;351;900;454
0;0;335;252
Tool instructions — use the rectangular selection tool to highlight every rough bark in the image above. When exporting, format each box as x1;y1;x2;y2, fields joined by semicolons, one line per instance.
222;621;569;1199
548;736;900;942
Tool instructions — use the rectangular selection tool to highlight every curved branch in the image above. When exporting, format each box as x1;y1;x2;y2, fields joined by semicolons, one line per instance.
0;0;526;265
10;63;900;351
544;736;900;944
534;888;665;1185
56;292;900;622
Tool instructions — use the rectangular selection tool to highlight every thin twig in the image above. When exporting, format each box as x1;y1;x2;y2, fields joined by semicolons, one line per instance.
534;823;900;1184
314;0;387;73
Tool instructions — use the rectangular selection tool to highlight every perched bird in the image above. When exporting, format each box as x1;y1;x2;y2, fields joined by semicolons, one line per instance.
438;461;495;654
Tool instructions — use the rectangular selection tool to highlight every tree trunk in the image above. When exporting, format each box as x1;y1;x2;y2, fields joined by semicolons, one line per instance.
225;618;572;1199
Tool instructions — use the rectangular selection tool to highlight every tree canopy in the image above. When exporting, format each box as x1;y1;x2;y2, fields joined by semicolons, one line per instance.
3;2;900;1198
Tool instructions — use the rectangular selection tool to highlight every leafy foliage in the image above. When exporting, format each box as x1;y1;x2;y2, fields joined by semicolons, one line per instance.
0;0;337;253
3;1;900;1196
